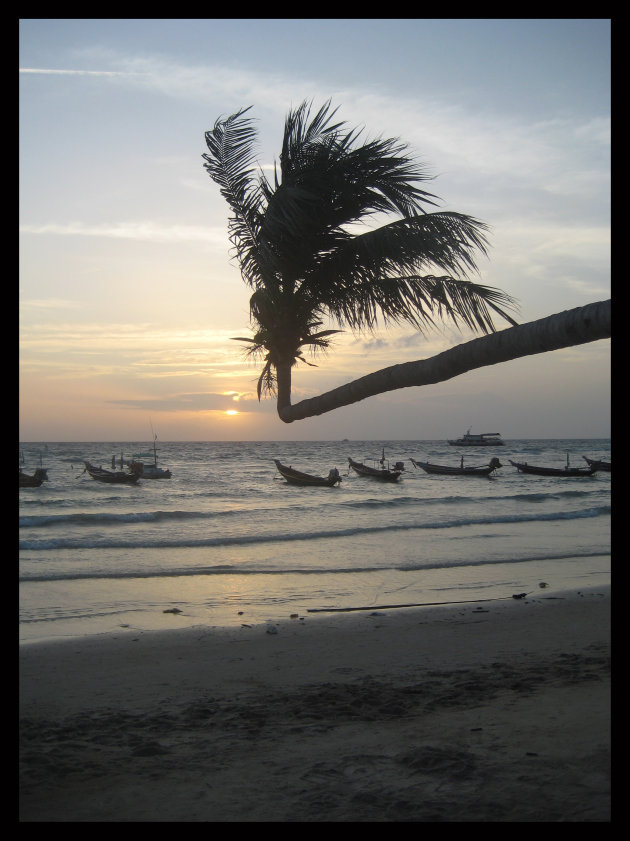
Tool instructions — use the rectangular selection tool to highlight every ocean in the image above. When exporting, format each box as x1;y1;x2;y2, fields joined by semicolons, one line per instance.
19;439;611;644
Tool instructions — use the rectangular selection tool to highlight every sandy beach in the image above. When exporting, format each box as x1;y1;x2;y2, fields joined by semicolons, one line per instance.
19;586;610;822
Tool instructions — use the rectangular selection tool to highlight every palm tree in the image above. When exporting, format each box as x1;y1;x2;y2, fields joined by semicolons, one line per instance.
203;100;519;420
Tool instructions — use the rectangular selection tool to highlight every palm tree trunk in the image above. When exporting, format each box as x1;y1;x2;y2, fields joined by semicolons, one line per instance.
275;359;293;416
277;299;611;423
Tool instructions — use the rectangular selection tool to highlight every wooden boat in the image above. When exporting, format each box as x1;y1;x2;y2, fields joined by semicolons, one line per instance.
128;436;172;479
411;457;502;476
19;449;49;487
583;456;611;473
448;429;504;446
508;459;595;477
274;460;342;487
348;450;403;482
82;461;140;484
19;468;48;488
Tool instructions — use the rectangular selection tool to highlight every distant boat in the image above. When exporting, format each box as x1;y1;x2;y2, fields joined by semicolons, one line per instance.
274;460;342;487
509;457;595;478
448;429;504;447
82;461;140;484
348;449;403;482
411;457;502;477
128;435;172;479
583;456;611;473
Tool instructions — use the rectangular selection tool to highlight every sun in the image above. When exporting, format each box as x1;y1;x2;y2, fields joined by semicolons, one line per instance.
225;410;239;416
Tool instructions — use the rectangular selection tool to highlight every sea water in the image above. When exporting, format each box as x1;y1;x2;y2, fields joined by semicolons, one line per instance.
19;439;611;643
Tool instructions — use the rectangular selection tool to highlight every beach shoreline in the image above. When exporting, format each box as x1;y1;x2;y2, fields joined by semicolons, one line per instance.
20;585;610;822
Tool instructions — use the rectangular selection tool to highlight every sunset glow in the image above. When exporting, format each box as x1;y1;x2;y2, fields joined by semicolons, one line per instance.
19;19;610;441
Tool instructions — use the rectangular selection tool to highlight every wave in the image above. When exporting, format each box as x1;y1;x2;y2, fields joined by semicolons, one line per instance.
19;509;215;528
19;488;600;529
19;505;610;551
339;487;599;508
18;548;610;584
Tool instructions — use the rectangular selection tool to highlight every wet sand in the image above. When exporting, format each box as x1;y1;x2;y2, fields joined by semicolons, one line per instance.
19;586;610;822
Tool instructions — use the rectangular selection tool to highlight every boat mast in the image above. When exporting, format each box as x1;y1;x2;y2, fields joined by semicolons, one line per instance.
150;420;158;466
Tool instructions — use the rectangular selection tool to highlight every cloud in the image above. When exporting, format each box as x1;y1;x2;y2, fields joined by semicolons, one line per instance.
107;390;264;413
20;298;84;311
20;53;610;229
19;68;130;76
24;51;306;117
19;221;229;247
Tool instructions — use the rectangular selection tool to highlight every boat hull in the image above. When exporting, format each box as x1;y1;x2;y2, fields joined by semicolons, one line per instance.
19;467;48;488
448;440;504;446
129;462;172;479
447;431;504;447
19;471;44;488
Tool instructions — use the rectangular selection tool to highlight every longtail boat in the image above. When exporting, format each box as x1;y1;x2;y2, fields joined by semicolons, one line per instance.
348;449;403;482
509;459;595;477
19;468;48;488
583;456;611;473
411;457;502;476
274;460;342;487
82;461;140;484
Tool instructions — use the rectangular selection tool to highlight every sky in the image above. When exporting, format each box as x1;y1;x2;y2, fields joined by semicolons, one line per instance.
19;18;611;442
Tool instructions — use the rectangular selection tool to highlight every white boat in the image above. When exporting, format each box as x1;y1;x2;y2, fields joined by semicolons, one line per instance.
448;429;504;447
128;436;172;479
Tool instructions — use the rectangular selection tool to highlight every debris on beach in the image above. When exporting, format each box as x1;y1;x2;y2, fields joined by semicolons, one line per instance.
539;582;549;588
266;625;278;634
163;607;183;614
512;593;528;600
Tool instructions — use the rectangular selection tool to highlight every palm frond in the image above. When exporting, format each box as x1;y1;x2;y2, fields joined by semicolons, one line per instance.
203;108;256;200
256;100;447;282
202;107;267;287
291;210;516;333
307;212;490;283
256;359;275;400
323;273;517;334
